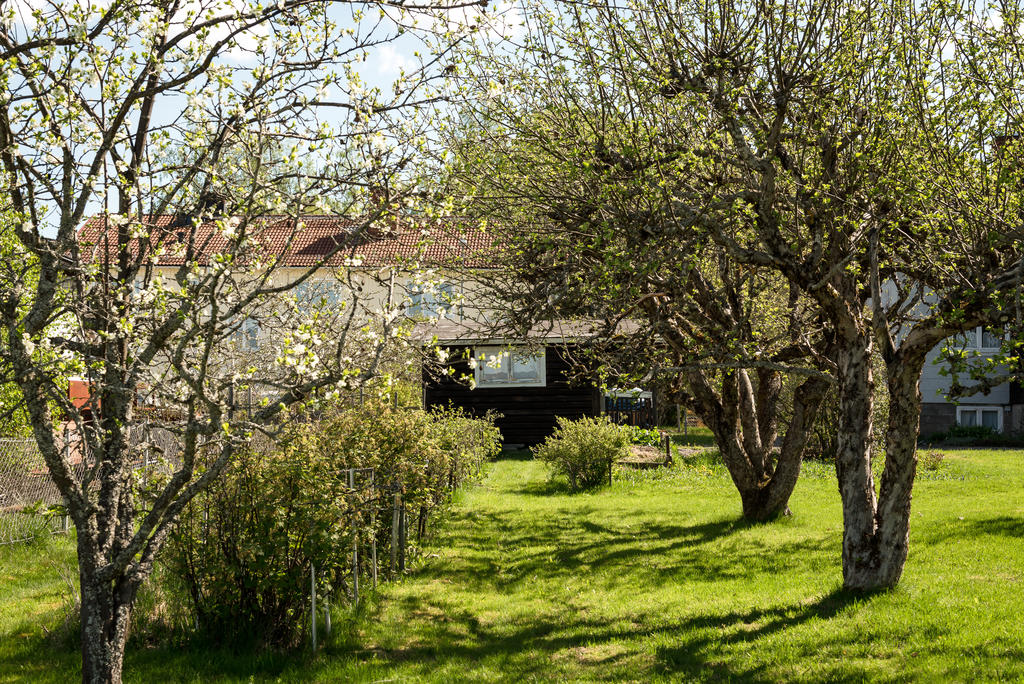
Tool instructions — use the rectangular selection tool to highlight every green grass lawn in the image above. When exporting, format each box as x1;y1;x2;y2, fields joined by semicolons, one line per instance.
3;448;1024;682
667;425;717;448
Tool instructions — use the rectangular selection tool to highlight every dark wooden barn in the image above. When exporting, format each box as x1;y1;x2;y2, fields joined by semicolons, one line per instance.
423;342;602;447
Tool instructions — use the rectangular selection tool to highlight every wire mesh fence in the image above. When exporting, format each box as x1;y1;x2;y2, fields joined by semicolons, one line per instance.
0;424;184;546
0;437;68;545
128;423;184;471
312;466;377;650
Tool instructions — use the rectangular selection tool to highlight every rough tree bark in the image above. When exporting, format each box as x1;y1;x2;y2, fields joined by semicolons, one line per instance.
832;332;882;589
79;552;138;684
869;352;926;588
833;316;968;590
688;368;829;521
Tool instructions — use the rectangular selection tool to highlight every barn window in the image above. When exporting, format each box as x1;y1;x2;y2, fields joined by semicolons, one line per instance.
473;346;546;388
956;326;1004;351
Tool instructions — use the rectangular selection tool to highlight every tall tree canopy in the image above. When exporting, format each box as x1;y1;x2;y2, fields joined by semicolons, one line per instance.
0;0;488;680
445;0;1024;589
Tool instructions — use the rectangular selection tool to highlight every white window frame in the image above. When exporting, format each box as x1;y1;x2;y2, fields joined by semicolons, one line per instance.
956;405;1003;432
473;346;546;388
961;326;1003;352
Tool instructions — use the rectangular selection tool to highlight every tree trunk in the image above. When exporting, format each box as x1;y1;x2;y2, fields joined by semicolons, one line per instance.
835;328;936;591
691;372;828;523
759;375;830;520
738;483;789;521
834;335;882;591
870;351;930;588
79;540;136;684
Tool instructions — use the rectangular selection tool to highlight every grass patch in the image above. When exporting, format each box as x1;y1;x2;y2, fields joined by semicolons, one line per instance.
0;534;80;681
666;425;717;448
3;449;1024;681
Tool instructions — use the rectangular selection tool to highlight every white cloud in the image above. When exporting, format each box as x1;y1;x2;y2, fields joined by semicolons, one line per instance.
377;43;415;76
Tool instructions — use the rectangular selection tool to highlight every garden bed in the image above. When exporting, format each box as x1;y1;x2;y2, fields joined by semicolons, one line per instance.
618;445;672;468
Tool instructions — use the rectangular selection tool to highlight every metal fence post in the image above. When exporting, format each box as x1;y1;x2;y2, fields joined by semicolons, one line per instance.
370;471;378;589
143;424;150;469
325;595;331;638
391;492;400;576
62;427;72;533
311;563;317;652
398;494;407;573
349;469;359;605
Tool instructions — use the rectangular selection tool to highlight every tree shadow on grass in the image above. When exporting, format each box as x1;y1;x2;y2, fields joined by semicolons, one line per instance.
425;507;833;594
916;514;1024;546
652;588;876;681
0;624;80;684
967;515;1024;538
514;479;631;496
11;584;975;684
516;478;575;496
333;587;881;683
494;448;534;462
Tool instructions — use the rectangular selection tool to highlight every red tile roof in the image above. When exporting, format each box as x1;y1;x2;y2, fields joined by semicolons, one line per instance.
78;214;498;269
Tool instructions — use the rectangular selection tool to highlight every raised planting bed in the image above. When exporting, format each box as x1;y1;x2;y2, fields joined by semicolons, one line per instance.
617;445;673;469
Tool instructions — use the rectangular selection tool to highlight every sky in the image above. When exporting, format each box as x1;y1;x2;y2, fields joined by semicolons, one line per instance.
4;0;522;87
0;0;528;234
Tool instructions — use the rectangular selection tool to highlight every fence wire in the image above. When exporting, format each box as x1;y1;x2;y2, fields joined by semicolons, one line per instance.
0;425;183;546
0;438;67;545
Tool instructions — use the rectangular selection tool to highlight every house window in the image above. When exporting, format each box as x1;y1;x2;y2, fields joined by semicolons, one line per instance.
473;346;546;388
956;405;1002;432
294;279;340;311
232;317;260;351
980;328;1002;350
408;281;455;319
959;326;1003;351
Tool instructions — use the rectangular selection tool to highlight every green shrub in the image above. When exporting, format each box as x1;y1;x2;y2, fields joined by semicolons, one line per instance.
429;404;504;489
127;561;194;647
164;399;501;648
618;425;663;447
166;434;351;647
533;416;630;491
918;424;1024;447
944;424;998;440
919;450;944;472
